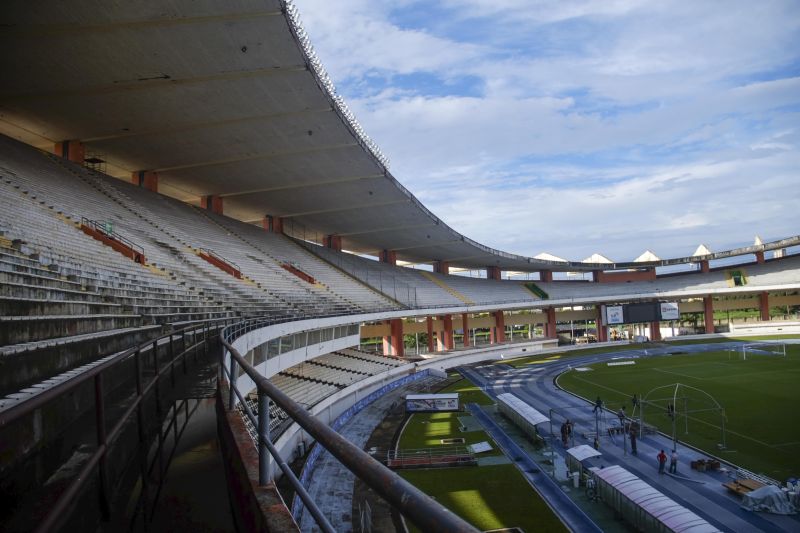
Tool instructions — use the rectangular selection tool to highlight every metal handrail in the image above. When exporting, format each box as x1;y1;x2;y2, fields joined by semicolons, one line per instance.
198;247;241;272
221;330;479;533
0;318;231;533
80;216;145;256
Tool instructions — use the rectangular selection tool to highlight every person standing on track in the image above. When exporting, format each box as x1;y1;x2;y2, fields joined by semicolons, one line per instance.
629;427;638;455
669;449;678;474
657;449;667;474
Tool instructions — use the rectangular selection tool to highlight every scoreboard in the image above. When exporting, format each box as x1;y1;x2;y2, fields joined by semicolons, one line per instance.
604;301;680;325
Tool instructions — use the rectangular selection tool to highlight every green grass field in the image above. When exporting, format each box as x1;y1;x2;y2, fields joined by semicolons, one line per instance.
400;465;566;533
398;378;566;532
558;344;800;480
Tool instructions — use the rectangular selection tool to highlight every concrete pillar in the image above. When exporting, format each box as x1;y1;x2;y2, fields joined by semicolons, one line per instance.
540;270;553;282
131;170;158;192
261;215;284;234
379;250;397;265
441;315;454;350
382;318;404;358
486;266;502;280
426;316;435;353
755;251;765;264
759;292;770;321
433;261;450;275
462;313;470;347
200;195;223;215
650;321;661;341
493;311;506;343
596;307;608;342
699;260;709;273
323;235;342;251
54;140;86;164
545;308;557;338
703;296;715;334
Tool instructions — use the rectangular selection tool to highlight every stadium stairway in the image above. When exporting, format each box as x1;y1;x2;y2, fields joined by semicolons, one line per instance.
418;270;475;304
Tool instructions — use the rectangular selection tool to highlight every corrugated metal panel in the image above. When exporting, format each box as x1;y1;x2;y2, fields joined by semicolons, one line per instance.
590;466;721;533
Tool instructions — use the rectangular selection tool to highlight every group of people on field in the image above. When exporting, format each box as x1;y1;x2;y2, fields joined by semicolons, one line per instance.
584;394;680;474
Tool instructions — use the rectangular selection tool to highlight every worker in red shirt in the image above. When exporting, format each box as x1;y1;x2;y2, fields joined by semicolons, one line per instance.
657;449;667;474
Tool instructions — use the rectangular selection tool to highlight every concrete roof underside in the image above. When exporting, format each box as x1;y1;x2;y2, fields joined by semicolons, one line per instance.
1;1;797;272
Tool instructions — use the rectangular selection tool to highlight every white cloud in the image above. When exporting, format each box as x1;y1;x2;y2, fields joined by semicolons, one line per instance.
292;0;800;259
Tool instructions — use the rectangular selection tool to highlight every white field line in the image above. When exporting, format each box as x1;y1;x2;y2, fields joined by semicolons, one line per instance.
568;374;792;451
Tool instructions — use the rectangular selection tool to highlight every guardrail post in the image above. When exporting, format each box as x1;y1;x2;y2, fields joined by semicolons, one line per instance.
258;389;272;485
94;374;111;520
152;341;162;416
169;334;176;385
228;350;237;410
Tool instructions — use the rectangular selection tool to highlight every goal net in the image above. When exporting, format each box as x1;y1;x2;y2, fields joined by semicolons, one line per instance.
740;342;786;360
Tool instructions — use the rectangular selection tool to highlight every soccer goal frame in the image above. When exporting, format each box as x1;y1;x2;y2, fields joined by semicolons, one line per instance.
740;342;786;360
640;382;727;450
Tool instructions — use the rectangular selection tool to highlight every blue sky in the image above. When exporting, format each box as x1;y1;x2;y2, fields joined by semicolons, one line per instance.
292;0;800;261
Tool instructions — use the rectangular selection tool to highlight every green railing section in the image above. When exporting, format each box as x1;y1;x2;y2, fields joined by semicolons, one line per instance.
523;282;549;299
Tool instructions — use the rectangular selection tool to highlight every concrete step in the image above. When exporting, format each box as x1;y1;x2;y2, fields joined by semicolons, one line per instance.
0;324;162;397
0;296;122;316
0;314;144;344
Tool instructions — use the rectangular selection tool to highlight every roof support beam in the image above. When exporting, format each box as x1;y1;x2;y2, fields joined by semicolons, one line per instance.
3;66;309;101
153;143;358;173
220;173;384;198
83;107;334;143
280;199;410;219
387;239;462;252
3;11;283;38
337;222;439;237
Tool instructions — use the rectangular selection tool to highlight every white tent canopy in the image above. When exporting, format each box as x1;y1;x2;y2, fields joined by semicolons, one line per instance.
692;244;712;257
567;444;602;462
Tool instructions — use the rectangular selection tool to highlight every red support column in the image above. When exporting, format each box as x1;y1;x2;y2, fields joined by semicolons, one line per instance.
703;296;715;334
462;313;470;347
54;140;86;164
131;170;158;192
493;311;506;343
759;292;770;321
545;308;557;338
379;250;397;265
593;270;602;283
650;321;661;341
755;251;765;264
200;195;223;215
433;261;450;275
596;307;608;342
382;319;404;358
323;235;342;251
699;260;709;273
426;316;435;352
442;315;454;350
540;270;553;282
486;266;502;280
261;215;284;234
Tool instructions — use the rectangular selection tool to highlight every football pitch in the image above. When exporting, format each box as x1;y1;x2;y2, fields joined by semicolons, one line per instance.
557;344;800;481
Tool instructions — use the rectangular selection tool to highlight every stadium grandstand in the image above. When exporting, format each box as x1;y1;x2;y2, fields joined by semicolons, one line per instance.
1;2;798;532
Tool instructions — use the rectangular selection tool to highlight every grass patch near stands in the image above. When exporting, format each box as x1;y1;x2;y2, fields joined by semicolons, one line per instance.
399;379;497;453
400;465;567;533
397;378;566;531
557;345;800;480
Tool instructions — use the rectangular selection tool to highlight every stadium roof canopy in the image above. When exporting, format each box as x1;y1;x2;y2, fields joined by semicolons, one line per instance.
1;1;797;271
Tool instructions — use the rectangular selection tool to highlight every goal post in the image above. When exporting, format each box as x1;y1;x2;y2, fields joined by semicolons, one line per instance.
740;342;786;360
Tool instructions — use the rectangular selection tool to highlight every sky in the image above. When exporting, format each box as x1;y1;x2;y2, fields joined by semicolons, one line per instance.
291;0;800;262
